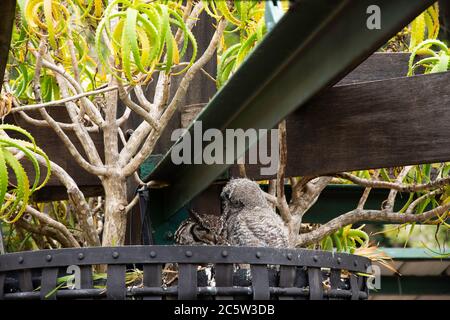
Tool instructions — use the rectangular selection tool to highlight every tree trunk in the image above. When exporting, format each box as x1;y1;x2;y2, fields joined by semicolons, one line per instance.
101;176;128;246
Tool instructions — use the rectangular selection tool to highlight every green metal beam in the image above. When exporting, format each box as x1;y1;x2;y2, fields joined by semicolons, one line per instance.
297;184;408;224
0;0;16;84
144;0;437;221
380;248;450;260
373;276;450;296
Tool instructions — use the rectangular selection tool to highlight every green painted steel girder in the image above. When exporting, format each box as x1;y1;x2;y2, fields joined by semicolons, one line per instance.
373;276;450;296
380;248;450;260
144;0;437;221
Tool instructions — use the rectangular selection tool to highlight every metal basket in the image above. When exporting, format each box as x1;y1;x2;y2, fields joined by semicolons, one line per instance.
0;245;371;300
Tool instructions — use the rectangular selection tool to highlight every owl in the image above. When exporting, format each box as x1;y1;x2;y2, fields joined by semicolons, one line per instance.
175;209;228;245
221;178;291;248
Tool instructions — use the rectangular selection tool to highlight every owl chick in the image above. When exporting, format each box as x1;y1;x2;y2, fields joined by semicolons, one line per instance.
221;178;290;248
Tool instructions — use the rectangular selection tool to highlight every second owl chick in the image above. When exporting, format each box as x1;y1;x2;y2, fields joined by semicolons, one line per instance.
221;178;290;248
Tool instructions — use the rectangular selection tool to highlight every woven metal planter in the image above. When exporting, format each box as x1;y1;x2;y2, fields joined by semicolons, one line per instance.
0;246;371;300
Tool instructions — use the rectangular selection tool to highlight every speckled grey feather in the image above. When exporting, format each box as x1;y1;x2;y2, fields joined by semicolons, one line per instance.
221;178;290;248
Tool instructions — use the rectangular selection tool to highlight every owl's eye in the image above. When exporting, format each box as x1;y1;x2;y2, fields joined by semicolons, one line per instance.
220;189;231;200
231;198;244;207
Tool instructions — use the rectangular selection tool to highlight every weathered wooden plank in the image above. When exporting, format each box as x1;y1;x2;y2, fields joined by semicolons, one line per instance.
235;71;450;179
337;53;410;85
439;0;450;41
0;0;15;83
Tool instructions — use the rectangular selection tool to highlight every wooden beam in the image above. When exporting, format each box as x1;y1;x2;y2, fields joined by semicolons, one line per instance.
32;185;104;203
232;56;450;179
0;0;15;83
231;52;412;178
285;72;450;176
439;0;450;41
336;53;410;85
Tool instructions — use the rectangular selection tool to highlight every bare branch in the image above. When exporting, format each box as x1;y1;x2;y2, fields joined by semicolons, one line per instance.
276;120;291;224
6;194;80;248
12;86;118;113
121;19;227;176
264;191;278;205
238;164;247;178
117;107;132;126
121;71;171;164
357;170;379;210
288;177;331;242
30;45;105;175
14;109;99;132
118;83;160;131
384;166;413;210
133;86;153;112
289;177;332;217
51;65;104;167
38;102;106;176
336;171;450;192
125;194;139;214
405;189;444;215
39;57;105;126
3;132;101;247
296;204;450;247
15;218;74;248
103;78;120;167
41;158;101;247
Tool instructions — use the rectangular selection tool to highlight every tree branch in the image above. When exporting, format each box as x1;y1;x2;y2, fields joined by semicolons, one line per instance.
384;166;412;210
6;194;80;248
39;58;105;126
336;171;450;192
296;204;450;247
118;83;160;131
276;120;291;224
15;218;74;248
121;18;227;176
11;86;118;113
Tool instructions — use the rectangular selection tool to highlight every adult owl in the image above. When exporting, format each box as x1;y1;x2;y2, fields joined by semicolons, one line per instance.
221;178;290;248
175;209;228;245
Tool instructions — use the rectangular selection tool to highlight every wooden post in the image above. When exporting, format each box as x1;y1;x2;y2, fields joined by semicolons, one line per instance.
0;221;5;254
126;11;218;244
439;0;450;41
